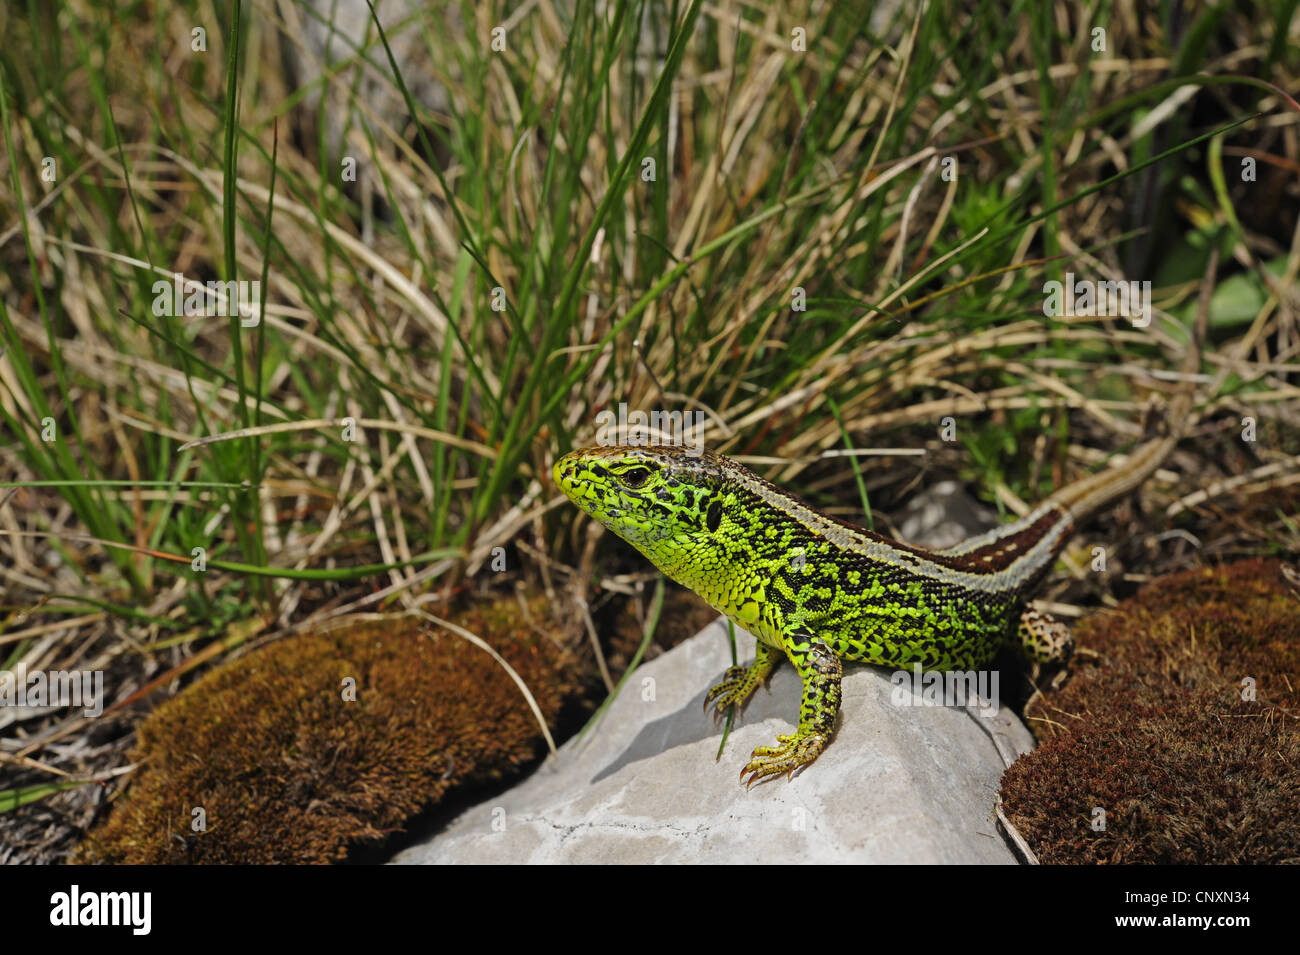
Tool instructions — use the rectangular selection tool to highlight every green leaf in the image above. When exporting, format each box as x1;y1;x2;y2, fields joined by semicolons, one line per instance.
0;780;91;813
1174;257;1290;328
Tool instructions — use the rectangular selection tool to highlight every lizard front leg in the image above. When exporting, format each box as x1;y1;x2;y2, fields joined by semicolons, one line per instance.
740;634;841;787
704;639;782;722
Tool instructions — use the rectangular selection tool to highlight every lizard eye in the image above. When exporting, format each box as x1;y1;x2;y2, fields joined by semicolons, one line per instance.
620;467;651;488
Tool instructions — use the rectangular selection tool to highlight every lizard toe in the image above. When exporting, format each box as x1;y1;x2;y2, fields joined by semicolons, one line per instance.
740;731;829;786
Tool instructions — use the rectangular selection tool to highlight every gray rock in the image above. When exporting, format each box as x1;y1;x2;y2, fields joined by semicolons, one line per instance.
280;0;459;162
391;617;1033;864
897;480;1001;551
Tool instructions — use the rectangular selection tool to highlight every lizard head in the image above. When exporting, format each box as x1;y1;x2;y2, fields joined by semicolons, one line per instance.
553;445;730;571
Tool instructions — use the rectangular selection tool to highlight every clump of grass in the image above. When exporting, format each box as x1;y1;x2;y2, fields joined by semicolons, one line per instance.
1001;559;1300;864
73;593;582;864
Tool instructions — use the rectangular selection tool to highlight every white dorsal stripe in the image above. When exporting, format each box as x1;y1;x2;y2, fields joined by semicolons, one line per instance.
936;502;1063;557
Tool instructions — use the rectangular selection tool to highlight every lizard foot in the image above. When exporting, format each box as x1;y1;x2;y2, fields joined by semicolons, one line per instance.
704;665;752;721
740;730;829;787
704;645;782;723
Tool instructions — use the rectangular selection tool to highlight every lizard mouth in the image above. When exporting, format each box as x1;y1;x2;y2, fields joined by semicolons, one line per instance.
552;451;603;517
552;450;681;545
552;451;587;499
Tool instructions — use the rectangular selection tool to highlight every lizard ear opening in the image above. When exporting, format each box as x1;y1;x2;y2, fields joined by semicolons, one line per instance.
706;498;722;533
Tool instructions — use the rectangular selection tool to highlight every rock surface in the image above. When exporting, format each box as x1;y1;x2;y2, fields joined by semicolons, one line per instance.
281;0;459;161
896;480;1000;550
391;617;1034;864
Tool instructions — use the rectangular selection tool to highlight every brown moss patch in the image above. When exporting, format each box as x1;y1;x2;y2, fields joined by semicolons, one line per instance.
74;594;581;864
1001;558;1300;864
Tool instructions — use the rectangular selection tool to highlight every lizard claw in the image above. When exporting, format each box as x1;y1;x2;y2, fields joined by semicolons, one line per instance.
738;731;829;787
705;664;757;722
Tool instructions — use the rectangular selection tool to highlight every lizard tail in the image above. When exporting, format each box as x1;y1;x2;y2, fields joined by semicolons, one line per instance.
1044;254;1211;528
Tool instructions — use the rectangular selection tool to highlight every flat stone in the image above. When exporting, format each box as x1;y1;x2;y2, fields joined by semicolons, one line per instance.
391;617;1033;864
897;480;1000;550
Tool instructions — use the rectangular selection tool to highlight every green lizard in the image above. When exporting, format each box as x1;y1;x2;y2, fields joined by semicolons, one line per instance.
554;354;1198;785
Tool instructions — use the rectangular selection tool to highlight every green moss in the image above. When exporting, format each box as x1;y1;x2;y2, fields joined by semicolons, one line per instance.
74;594;580;864
1001;559;1300;863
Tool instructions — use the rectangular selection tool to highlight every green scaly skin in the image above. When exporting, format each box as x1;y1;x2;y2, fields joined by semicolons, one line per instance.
553;380;1194;785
